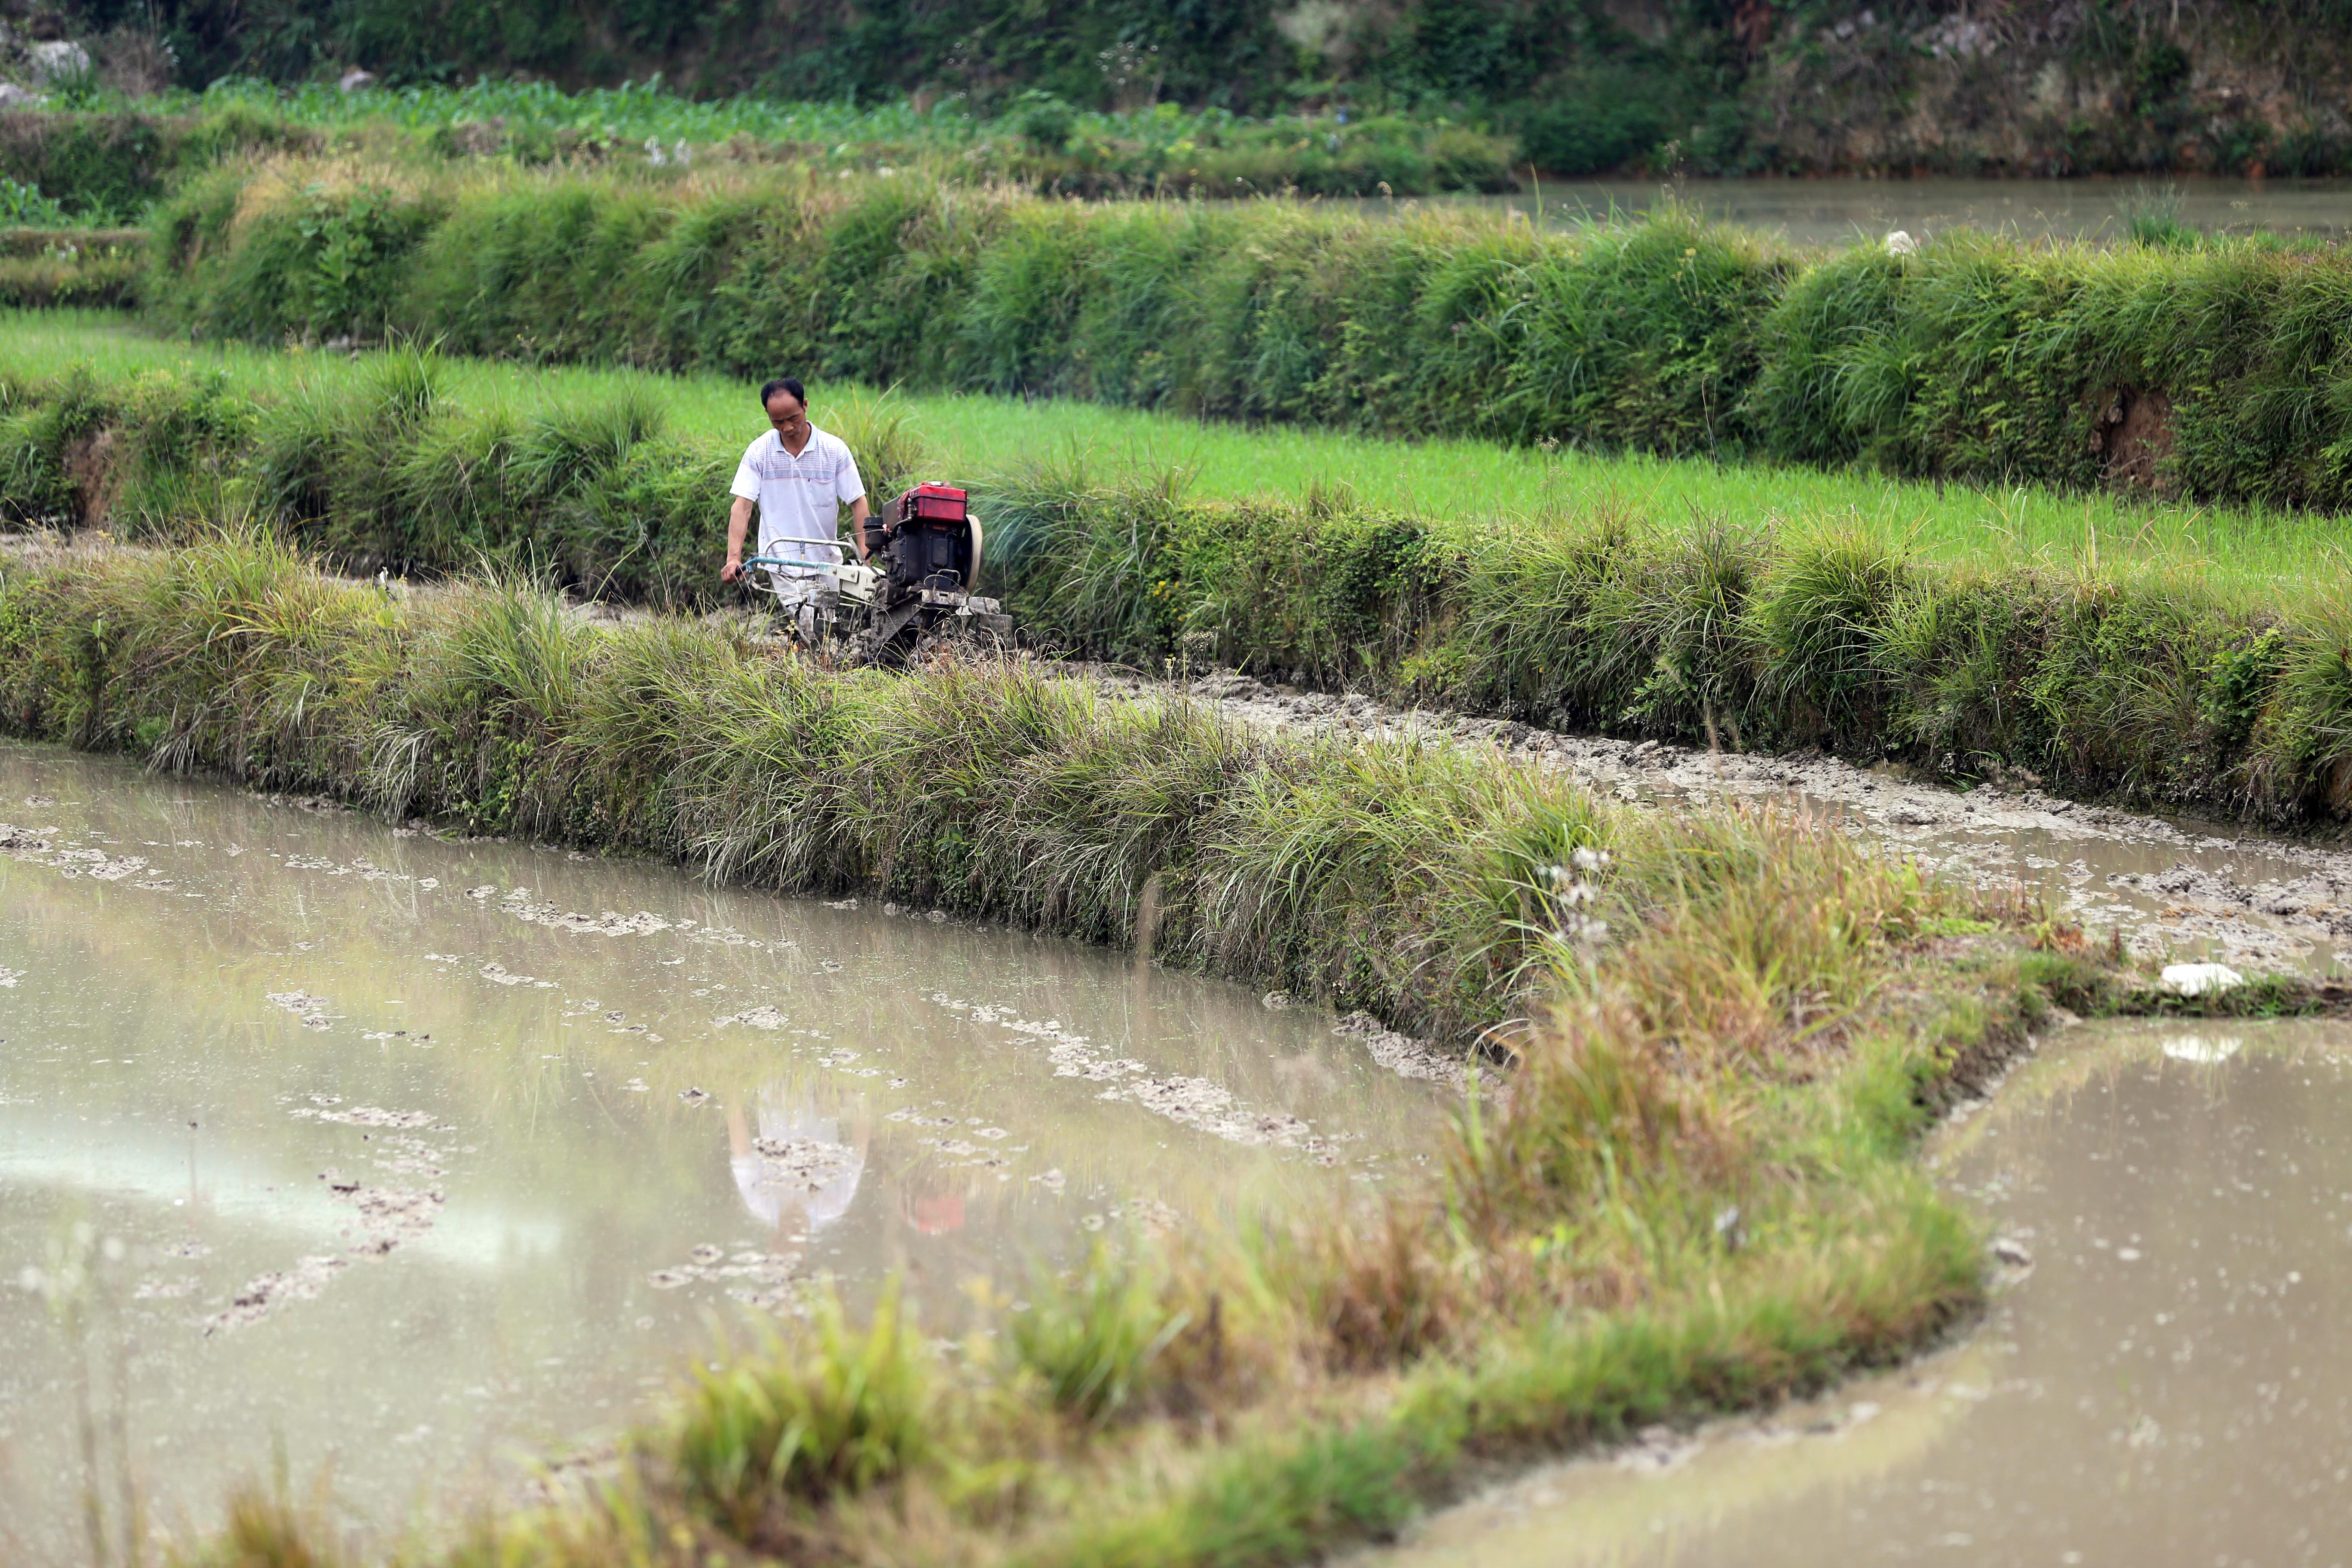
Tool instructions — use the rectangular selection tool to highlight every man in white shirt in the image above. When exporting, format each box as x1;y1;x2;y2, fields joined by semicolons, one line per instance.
720;377;871;643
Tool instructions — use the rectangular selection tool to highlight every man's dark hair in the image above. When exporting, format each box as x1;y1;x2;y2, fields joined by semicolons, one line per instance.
760;376;807;410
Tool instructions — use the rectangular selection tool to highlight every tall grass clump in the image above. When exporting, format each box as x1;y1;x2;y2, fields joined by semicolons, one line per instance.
1010;1246;1196;1425
670;1284;937;1537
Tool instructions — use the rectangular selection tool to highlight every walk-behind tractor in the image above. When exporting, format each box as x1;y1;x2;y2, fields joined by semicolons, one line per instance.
742;483;1012;665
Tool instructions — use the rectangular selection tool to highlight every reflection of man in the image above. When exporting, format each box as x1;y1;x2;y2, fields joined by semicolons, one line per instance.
718;377;871;644
726;1087;868;1237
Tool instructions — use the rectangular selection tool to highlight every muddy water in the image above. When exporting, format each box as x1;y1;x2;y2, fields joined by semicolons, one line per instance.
1333;176;2352;248
1351;1014;2352;1568
0;742;1448;1560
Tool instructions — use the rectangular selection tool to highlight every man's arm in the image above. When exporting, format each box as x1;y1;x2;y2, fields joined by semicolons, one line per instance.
847;494;871;561
721;495;754;582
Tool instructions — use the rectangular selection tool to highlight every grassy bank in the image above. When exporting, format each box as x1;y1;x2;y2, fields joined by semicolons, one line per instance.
6;323;2351;823
3;527;2089;1568
133;150;2352;523
0;230;144;308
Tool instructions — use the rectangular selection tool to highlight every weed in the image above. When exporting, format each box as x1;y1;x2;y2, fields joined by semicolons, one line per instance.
1011;1246;1194;1424
670;1283;936;1535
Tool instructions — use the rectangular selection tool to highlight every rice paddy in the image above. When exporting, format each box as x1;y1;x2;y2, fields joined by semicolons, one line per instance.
6;309;2344;610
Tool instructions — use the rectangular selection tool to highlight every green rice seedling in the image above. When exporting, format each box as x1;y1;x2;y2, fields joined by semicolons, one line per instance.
246;377;342;531
506;384;665;501
668;1281;937;1536
390;397;525;560
2250;585;2352;816
1011;1244;1194;1425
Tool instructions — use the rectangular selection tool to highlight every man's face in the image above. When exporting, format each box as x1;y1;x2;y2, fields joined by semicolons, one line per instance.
766;392;806;430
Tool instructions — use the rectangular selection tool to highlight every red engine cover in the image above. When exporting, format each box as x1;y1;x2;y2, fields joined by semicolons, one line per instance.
900;483;968;524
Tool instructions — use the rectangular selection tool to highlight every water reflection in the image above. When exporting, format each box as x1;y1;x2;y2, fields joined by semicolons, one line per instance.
0;740;1447;1557
727;1087;869;1236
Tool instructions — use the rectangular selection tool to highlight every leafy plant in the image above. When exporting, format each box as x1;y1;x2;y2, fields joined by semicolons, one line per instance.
0;178;68;226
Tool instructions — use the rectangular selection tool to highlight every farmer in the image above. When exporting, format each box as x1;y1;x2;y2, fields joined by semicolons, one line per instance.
720;376;870;643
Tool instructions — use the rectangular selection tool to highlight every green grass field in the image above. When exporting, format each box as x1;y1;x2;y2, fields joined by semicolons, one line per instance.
9;310;2340;611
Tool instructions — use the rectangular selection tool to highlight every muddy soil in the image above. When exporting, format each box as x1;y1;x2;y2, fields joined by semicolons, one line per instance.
1124;666;2352;977
0;740;1445;1559
1347;1014;2352;1568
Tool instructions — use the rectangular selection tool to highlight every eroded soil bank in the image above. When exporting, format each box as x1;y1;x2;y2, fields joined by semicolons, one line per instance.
0;741;1446;1559
1349;1013;2352;1567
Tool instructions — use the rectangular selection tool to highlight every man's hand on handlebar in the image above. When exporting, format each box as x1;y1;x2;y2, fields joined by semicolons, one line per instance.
720;555;744;584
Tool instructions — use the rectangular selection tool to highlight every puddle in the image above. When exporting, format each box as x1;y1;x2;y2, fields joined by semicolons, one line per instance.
0;741;1448;1556
1349;1014;2352;1568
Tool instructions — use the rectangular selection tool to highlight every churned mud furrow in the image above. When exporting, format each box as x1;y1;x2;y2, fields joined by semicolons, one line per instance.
1099;663;2352;979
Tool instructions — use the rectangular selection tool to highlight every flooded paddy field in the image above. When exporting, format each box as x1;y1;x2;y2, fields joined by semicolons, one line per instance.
0;741;1448;1559
1352;1012;2352;1568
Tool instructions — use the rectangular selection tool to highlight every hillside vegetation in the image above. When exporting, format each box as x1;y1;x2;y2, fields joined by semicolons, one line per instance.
15;0;2352;177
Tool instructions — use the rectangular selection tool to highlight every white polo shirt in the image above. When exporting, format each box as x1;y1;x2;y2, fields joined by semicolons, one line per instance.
730;424;865;578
